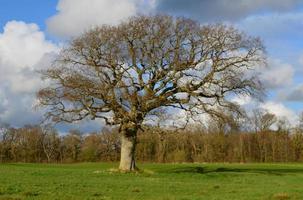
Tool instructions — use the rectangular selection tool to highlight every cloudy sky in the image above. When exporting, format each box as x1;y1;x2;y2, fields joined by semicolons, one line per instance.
0;0;303;132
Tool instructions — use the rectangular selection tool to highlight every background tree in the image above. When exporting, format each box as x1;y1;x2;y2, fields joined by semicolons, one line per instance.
42;125;60;163
37;15;265;171
0;124;11;162
251;109;277;132
62;130;82;162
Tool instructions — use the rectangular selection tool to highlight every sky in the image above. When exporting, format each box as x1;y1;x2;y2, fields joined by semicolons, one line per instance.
0;0;303;132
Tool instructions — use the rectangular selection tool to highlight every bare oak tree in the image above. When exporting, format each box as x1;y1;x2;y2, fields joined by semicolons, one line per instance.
37;15;265;171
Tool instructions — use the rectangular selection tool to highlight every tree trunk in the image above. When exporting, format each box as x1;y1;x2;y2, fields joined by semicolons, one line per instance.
119;124;138;171
119;134;136;171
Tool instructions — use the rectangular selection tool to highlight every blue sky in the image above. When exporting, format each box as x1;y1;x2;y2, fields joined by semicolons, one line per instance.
0;0;303;132
0;0;57;31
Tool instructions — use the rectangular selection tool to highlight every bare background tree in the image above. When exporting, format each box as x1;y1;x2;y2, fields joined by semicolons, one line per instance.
37;15;265;171
251;109;277;133
41;125;60;163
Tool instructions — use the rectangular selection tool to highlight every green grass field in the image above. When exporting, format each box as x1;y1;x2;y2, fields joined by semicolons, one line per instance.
0;163;303;200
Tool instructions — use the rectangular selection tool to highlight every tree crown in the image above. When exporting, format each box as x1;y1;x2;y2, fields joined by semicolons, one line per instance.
37;15;266;128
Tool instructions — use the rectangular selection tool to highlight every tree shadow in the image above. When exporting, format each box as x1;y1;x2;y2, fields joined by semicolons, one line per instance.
163;166;303;176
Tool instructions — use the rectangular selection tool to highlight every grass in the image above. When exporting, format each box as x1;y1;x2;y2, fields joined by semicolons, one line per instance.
0;163;303;199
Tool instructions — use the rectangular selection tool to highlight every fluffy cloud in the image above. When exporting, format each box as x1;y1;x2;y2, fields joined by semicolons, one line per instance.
0;21;105;132
260;59;294;89
155;0;302;22
260;101;298;125
0;21;57;69
0;21;58;127
47;0;152;37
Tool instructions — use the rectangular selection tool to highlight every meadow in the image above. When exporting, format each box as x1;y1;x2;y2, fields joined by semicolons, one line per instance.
0;163;303;200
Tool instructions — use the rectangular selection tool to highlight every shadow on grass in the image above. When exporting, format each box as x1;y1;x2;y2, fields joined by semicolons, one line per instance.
163;166;303;176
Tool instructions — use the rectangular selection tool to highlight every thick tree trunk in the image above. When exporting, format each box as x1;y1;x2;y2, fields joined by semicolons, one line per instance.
119;123;138;171
119;134;137;171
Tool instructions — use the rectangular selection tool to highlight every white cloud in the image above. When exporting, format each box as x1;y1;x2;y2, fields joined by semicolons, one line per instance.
0;21;58;127
260;101;298;125
0;21;104;132
0;21;57;69
260;58;294;89
47;0;151;37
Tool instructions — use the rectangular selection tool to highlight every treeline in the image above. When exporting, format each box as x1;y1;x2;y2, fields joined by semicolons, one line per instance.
137;128;303;163
1;122;303;163
0;125;120;163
